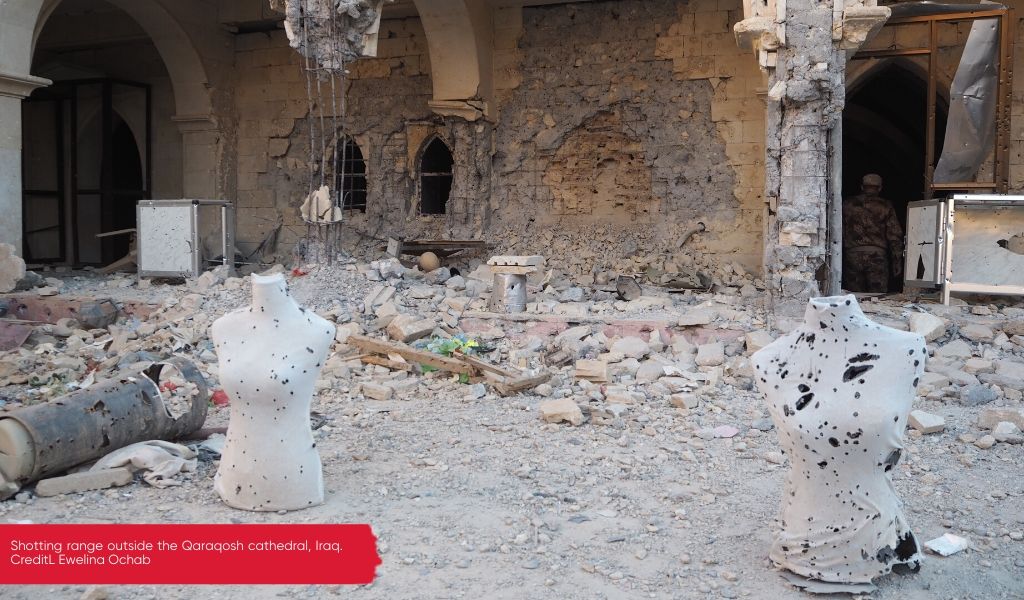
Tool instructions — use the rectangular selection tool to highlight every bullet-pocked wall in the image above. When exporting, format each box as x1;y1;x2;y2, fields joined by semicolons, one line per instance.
490;0;766;281
230;0;767;276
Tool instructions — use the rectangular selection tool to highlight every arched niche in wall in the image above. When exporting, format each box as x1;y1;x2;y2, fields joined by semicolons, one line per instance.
419;136;453;216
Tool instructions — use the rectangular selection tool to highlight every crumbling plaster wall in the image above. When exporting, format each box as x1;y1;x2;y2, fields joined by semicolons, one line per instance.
489;0;766;280
232;0;767;272
233;19;492;259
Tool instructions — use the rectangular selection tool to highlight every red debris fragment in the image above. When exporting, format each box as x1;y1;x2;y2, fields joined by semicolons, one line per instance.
211;389;230;406
291;267;308;277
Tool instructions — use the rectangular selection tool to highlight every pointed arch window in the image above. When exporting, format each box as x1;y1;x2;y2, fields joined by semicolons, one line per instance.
419;137;452;215
335;136;367;212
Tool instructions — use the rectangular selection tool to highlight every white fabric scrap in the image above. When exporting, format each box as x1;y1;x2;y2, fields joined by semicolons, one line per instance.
924;533;970;556
90;440;197;488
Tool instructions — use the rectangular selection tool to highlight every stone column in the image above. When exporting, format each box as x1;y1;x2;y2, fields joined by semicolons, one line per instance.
734;0;889;317
762;1;846;317
0;71;51;255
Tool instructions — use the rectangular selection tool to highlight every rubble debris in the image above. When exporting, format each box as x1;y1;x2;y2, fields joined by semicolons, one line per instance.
211;272;334;511
615;276;643;301
273;0;388;68
77;299;119;329
35;467;134;497
0;359;207;495
300;185;342;224
361;382;393;401
574;359;609;383
909;410;946;434
960;384;997;406
0;243;26;293
908;311;946;342
744;330;774;354
90;441;197;488
0;322;33;352
539;398;583;426
924;533;971;556
386;314;436;343
977;407;1024;430
992;421;1023;444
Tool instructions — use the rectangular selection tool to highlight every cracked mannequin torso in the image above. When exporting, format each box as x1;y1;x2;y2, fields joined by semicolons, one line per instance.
752;295;926;584
211;272;335;511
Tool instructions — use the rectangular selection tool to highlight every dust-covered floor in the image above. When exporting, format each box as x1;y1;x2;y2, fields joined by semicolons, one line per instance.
0;261;1022;600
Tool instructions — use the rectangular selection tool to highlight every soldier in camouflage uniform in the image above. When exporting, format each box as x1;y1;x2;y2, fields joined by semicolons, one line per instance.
842;174;904;293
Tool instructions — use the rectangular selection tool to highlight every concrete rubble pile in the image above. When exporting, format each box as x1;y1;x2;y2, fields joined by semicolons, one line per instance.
0;252;1021;574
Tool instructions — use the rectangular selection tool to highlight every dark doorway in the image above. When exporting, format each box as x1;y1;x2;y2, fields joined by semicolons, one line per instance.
843;62;948;228
842;62;948;291
419;137;453;215
102;116;144;263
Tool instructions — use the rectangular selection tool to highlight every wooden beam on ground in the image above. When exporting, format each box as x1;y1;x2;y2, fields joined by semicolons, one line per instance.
348;334;474;375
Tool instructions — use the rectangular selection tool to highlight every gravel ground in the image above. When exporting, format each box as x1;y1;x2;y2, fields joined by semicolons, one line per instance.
0;263;1022;600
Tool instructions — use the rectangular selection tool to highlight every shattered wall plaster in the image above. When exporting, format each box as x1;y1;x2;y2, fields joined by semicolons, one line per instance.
232;0;768;278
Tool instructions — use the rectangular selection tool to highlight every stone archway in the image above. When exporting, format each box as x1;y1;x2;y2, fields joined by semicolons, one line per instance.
412;0;492;120
32;0;212;119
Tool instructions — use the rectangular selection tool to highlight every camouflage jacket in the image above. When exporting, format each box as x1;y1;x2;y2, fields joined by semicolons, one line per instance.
842;193;903;253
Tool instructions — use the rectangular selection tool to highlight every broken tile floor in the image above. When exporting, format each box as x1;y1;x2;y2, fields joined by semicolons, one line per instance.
0;260;1022;600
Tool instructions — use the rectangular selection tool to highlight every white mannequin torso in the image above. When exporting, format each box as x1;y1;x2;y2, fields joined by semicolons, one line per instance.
211;272;335;511
752;295;925;583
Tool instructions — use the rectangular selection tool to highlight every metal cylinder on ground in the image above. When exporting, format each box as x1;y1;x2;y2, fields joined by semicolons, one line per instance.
490;273;527;313
0;358;208;488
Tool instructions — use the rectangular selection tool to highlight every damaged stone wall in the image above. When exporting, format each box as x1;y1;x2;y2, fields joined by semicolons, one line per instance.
231;0;768;275
489;0;766;281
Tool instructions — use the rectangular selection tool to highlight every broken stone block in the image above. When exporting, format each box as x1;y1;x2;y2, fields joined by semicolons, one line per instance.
574;360;608;383
615;276;642;301
386;315;435;343
961;323;994;343
745;330;775;354
35;467;134;497
610;336;650;359
363;285;396;313
605;386;643;404
77;299;119;329
975;435;997;449
0;243;26;293
908;312;945;342
936;339;972;359
539;398;583;426
992;421;1023;444
963;358;994;374
960;384;997;406
977;407;1024;430
635;362;665;383
908;410;945;434
677;308;716;326
670;393;699;410
334;322;363;344
695;342;724;367
361;383;393;401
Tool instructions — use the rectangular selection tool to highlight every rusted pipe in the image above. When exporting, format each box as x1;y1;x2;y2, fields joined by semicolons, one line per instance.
0;358;208;487
679;222;707;248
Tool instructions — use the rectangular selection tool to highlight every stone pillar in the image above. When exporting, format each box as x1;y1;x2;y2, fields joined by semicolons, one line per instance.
734;0;889;317
0;71;51;256
762;0;846;317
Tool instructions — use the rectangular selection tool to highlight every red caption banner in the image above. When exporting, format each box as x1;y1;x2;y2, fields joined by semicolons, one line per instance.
0;524;381;584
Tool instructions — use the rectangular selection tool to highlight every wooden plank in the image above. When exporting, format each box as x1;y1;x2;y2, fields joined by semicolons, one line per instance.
453;351;516;378
361;355;416;372
348;334;474;375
